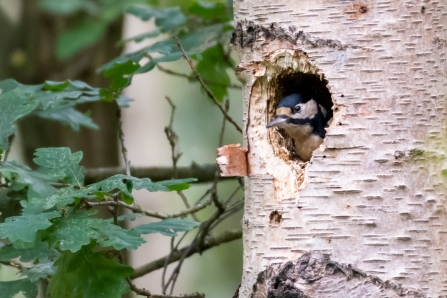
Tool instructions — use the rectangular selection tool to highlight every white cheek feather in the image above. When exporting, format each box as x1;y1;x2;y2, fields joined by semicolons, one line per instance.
291;99;318;120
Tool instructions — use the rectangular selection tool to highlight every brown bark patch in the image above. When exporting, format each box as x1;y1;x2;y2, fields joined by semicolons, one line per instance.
216;144;248;177
344;3;369;19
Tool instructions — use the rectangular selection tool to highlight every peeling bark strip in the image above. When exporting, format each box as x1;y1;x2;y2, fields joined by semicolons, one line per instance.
216;144;248;176
235;0;447;297
250;253;425;298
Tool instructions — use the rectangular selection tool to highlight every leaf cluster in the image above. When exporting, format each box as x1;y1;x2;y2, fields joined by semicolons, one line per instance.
0;1;240;297
0;79;132;153
99;1;235;101
0;147;199;298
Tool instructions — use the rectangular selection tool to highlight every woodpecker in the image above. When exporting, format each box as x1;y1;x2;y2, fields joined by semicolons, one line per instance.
267;93;331;161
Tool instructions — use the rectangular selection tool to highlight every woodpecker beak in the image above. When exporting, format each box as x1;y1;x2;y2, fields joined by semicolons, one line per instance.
266;115;289;128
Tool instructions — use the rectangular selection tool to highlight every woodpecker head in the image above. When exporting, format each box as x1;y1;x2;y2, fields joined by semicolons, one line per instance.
267;93;331;161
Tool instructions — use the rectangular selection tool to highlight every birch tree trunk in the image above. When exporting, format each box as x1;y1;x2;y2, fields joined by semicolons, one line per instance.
232;1;447;297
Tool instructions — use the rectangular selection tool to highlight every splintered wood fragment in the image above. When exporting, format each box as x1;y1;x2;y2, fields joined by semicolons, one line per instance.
216;144;247;177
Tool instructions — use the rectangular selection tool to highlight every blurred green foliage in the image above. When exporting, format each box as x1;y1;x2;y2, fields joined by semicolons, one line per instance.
0;1;241;297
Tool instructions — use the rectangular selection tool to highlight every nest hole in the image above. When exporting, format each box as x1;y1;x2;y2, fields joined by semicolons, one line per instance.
267;71;333;162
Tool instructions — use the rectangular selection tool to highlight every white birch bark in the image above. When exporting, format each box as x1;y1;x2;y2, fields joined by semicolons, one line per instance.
232;1;447;297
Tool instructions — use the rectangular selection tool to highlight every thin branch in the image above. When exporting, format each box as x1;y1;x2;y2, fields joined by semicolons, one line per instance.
163;96;198;222
156;64;242;90
128;277;205;298
175;37;242;133
164;96;181;178
86;197;212;220
83;164;229;185
128;279;151;297
116;103;131;176
131;229;242;279
209;200;244;232
161;237;175;294
164;99;231;293
151;293;205;298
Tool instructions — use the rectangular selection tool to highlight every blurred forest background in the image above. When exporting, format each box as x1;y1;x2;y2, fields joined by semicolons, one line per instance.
0;0;243;297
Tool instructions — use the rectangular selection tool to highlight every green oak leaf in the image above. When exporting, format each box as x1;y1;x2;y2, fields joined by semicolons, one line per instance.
132;218;200;237
189;1;231;21
96;223;145;250
22;261;57;282
156;178;197;191
0;241;60;262
43;80;70;91
154;7;187;32
0;278;38;298
104;60;141;89
0;78;24;93
88;174;136;198
0;78;130;132
0;161;56;206
50;210;145;252
37;187;93;211
100;24;224;75
33;147;84;186
125;5;186;32
97;50;147;73
118;29;161;45
49;210;102;252
0;88;38;151
88;175;196;202
48;244;133;298
195;43;231;102
37;107;99;130
0;212;60;242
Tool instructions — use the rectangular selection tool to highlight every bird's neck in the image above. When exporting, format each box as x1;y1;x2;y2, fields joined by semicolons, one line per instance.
284;123;313;142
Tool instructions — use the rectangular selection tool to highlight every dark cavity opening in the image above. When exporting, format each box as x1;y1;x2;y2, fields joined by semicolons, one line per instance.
267;71;333;162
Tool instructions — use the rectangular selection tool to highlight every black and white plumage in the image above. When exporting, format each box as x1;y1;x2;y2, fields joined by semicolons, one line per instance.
267;93;331;161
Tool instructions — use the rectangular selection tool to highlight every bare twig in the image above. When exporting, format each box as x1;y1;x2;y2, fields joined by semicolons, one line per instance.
175;37;242;133
128;278;151;296
164;97;181;178
209;200;244;231
152;293;205;298
163;97;232;293
156;63;242;90
86;197;212;220
163;97;198;222
128;276;204;298
84;164;228;185
116;103;131;176
131;229;242;279
161;237;175;294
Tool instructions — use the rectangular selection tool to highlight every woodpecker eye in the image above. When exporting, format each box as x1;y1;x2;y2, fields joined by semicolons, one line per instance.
294;105;301;113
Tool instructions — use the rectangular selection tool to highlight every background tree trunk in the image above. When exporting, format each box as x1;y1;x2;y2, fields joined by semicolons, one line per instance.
233;1;447;297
